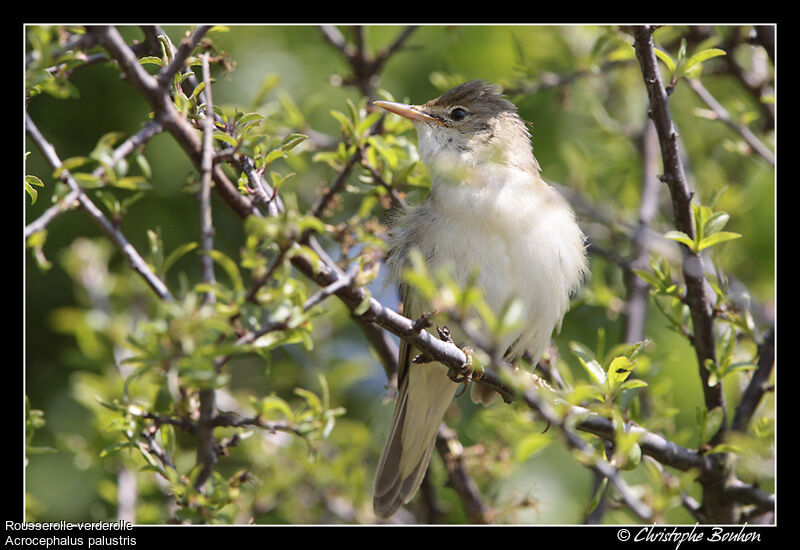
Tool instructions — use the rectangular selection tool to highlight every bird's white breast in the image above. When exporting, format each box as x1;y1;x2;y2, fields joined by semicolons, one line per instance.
398;164;586;361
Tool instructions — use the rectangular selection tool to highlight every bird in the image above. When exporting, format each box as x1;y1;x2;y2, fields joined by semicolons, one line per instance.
371;80;588;520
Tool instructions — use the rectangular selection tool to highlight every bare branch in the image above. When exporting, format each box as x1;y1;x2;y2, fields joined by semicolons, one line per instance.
303;263;359;312
193;389;218;490
25;114;173;301
687;78;774;166
199;53;217;305
731;327;775;432
319;25;418;98
434;425;491;524
25;120;163;237
623;120;662;345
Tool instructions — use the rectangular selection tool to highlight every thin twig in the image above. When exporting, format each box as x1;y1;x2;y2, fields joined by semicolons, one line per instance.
25;120;163;237
303;263;359;312
25;114;173;301
156;26;212;90
434;425;491;524
731;327;775;432
687;78;774;166
199;53;217;305
319;25;418;98
521;385;653;520
623;120;661;345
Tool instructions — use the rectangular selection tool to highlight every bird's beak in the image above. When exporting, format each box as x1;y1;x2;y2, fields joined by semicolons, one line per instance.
373;100;445;126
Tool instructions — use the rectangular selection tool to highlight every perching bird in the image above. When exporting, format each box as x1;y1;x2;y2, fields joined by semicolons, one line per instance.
371;81;588;519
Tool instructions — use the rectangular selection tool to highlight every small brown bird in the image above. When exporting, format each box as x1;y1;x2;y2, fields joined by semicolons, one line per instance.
372;81;587;519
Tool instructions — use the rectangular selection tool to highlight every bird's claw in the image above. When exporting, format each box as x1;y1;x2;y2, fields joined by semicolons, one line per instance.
446;344;484;399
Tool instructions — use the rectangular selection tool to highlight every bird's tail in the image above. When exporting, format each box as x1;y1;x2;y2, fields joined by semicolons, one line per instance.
373;363;457;519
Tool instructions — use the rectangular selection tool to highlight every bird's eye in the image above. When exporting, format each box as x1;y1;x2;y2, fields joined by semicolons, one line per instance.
449;107;468;121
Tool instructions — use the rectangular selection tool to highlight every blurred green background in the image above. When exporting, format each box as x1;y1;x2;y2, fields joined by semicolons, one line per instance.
25;25;774;524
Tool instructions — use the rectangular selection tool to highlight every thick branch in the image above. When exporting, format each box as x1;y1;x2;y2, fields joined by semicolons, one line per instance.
632;25;724;440
88;25;256;220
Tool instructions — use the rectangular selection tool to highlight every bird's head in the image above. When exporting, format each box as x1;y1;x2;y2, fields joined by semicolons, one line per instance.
373;80;539;182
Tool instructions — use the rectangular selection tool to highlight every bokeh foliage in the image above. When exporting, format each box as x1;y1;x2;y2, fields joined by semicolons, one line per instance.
25;25;774;524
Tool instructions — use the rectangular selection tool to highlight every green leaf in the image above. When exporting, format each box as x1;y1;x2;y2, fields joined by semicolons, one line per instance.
697;231;741;251
654;48;676;73
709;443;740;454
699;406;724;446
586;476;608;514
570;341;605;386
205;249;244;294
25;174;44;188
606;356;633;393
263;149;287;166
329;109;354;136
189;81;206;101
100;441;133;458
294;387;322;412
53;156;90;177
617;379;648;392
632;269;662;289
138;56;163;66
162;242;199;275
111;176;152;191
253;394;295;422
73;172;104;188
684;48;726;72
25;175;44;204
514;432;552;463
213;131;238;147
703;211;730;235
160;424;175;458
236;112;265;128
135;153;152;179
366;135;398;168
664;230;696;251
278;133;307;152
356;110;383;137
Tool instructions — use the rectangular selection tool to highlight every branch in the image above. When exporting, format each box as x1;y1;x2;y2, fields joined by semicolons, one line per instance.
320;25;418;99
623;120;661;345
156;26;212;89
434;424;491;524
193;389;217;490
25;120;163;237
632;25;724;441
88;25;257;220
505;59;633;96
303;263;359;312
520;385;653;520
25;114;173;301
731;327;775;432
198;53;217;305
687;78;774;166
